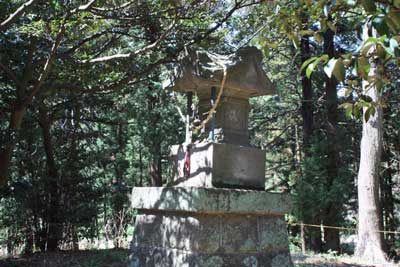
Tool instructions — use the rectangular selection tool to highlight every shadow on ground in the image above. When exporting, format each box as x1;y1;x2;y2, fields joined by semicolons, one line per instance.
0;249;128;267
292;253;398;267
0;250;398;267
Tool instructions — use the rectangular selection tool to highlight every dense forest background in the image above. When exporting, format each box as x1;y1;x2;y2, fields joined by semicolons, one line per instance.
0;0;399;263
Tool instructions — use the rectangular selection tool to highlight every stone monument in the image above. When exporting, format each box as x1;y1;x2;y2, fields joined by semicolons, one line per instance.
129;47;294;267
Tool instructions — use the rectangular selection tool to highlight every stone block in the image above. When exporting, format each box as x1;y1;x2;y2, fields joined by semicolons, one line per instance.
131;187;292;216
129;246;293;267
132;213;220;253
170;142;266;189
258;217;291;252
130;187;293;267
220;215;258;253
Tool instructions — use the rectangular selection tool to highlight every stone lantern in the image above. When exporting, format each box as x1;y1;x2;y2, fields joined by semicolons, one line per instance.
169;46;274;189
129;47;294;267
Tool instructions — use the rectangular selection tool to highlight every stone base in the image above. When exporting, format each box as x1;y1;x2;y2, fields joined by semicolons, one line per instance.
130;246;292;267
170;143;266;189
129;187;293;267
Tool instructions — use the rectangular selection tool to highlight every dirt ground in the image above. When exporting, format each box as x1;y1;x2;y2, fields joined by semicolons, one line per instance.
0;250;398;267
292;253;399;267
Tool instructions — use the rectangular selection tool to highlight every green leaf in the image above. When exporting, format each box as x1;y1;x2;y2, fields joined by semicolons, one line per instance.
314;32;323;44
306;62;317;78
361;42;375;56
364;106;376;122
333;59;345;81
360;95;373;102
300;57;318;72
354;106;361;119
324;58;345;81
339;102;354;119
327;21;336;32
344;88;353;96
338;102;353;109
390;38;399;53
345;105;353;119
357;100;370;108
324;58;338;78
357;57;370;79
299;30;314;36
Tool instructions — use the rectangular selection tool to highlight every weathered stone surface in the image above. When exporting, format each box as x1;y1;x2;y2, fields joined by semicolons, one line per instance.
170;142;266;189
129;211;293;267
129;245;293;267
132;213;220;253
197;96;251;145
169;46;275;98
131;187;292;216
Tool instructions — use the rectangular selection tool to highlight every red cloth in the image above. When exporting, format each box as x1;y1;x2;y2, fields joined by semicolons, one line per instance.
183;146;191;178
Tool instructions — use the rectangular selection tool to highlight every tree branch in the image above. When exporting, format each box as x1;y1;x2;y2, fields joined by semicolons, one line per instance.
80;19;176;64
0;0;38;32
22;23;65;107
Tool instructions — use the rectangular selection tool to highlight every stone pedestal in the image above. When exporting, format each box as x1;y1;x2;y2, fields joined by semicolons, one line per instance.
170;143;265;189
129;187;293;267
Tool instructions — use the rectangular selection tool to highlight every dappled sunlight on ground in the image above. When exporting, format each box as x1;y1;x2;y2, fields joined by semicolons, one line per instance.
292;253;398;267
0;250;398;267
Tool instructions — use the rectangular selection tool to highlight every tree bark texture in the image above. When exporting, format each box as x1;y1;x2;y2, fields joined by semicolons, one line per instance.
355;25;387;264
39;106;61;252
323;25;340;252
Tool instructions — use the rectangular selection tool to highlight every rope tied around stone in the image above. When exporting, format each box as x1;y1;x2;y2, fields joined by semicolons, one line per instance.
192;55;228;133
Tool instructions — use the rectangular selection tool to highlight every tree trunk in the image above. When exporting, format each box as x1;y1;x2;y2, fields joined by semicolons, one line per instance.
0;103;26;187
300;36;313;152
299;28;322;253
355;25;388;264
381;141;396;254
39;106;60;252
150;152;162;186
323;24;340;252
139;146;143;186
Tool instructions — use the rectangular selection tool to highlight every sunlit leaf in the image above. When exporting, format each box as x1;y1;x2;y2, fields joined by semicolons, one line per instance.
324;58;345;81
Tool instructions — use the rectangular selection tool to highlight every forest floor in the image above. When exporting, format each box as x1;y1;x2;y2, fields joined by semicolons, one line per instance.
0;249;398;267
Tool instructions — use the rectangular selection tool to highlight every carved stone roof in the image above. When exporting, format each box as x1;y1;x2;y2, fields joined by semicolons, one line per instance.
169;46;275;98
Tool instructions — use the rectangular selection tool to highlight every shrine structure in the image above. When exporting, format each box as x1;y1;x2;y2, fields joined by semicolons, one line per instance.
129;47;293;267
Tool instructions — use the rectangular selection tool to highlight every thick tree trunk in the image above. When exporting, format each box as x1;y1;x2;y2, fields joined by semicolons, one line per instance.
0;103;26;186
299;31;322;253
355;25;387;264
39;106;60;252
323;25;340;252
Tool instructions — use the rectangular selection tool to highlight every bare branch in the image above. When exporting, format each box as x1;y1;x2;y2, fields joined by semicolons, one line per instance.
91;1;135;12
80;20;176;64
22;23;66;107
70;0;97;14
78;0;96;11
0;0;38;32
